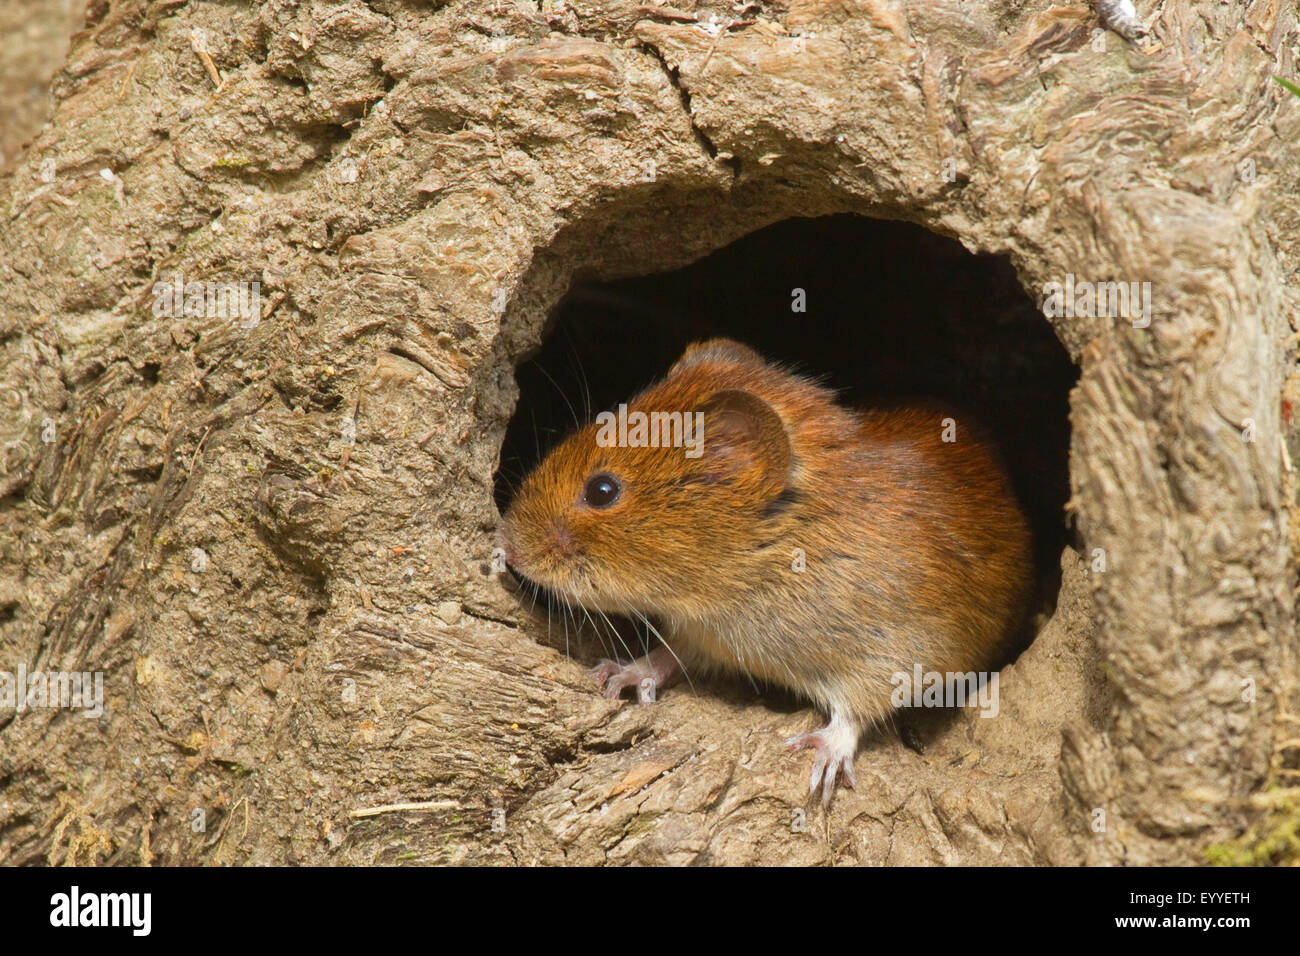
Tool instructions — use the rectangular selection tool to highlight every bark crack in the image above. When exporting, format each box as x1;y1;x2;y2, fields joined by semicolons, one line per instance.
637;40;740;181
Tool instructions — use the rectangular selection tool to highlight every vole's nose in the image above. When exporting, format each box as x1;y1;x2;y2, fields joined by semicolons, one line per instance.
545;520;578;560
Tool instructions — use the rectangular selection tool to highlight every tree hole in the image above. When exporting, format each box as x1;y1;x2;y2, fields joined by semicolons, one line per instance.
495;214;1078;673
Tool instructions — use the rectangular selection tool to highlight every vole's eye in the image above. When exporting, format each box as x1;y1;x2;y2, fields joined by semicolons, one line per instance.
583;473;621;508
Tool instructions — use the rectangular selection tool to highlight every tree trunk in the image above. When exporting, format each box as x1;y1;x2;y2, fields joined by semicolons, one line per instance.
1;0;1296;865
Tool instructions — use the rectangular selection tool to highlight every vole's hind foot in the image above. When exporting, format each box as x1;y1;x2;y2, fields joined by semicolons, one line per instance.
589;645;681;704
785;712;860;806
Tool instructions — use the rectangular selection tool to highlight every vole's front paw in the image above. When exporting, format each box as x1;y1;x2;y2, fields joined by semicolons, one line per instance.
589;645;680;704
786;713;860;806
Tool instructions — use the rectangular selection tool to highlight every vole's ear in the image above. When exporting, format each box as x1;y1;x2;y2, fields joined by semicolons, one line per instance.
670;338;766;377
700;389;791;496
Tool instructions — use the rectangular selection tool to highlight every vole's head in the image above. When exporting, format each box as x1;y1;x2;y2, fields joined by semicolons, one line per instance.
497;339;798;616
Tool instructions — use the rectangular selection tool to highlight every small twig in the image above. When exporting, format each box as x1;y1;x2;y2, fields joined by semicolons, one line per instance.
190;30;225;89
698;17;739;75
189;426;212;474
213;795;250;865
1185;787;1300;809
349;800;460;819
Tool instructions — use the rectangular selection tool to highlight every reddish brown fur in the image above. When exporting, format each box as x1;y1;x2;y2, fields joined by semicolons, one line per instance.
498;338;1033;740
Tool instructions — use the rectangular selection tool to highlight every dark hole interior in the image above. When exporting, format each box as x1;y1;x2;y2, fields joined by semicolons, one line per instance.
495;214;1078;676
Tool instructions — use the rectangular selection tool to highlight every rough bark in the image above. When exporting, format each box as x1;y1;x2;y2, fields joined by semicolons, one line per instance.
0;0;78;175
0;0;1296;865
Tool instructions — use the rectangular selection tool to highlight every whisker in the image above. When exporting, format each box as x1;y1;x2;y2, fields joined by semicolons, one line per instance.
590;606;636;665
531;359;581;432
631;610;695;696
564;330;595;425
